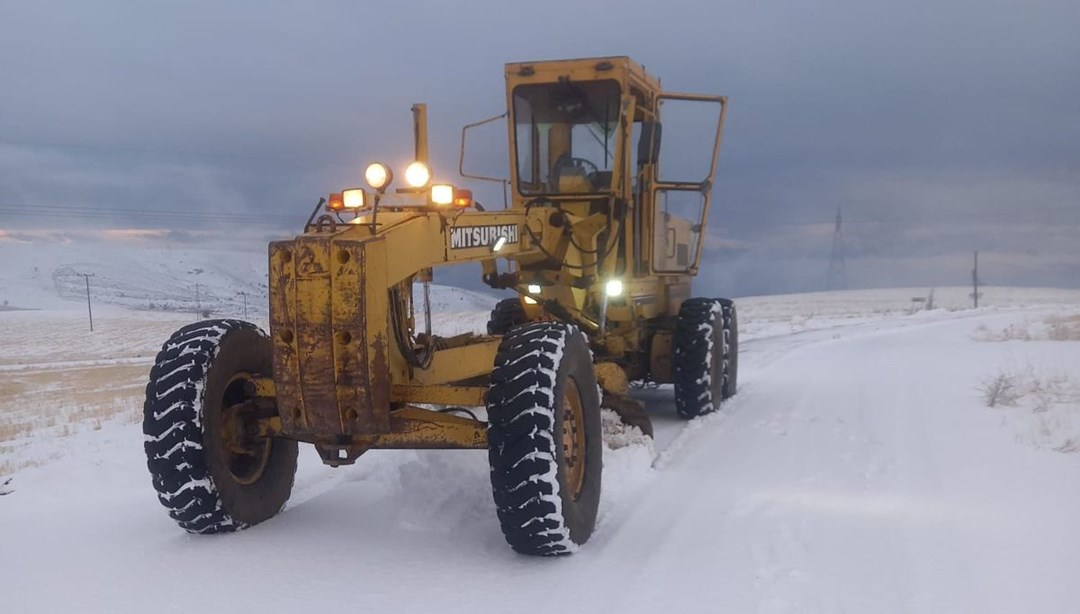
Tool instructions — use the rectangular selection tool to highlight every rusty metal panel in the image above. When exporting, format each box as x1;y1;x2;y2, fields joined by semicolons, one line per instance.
291;237;341;435
330;239;388;434
270;234;392;440
328;240;367;431
269;241;306;432
362;239;391;432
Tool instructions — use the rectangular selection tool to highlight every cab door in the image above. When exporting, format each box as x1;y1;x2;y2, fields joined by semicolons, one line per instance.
648;93;727;274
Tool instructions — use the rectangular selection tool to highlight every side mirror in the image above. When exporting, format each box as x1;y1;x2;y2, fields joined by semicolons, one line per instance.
638;122;662;165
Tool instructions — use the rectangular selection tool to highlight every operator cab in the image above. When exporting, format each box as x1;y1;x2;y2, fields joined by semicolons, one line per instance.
512;80;620;195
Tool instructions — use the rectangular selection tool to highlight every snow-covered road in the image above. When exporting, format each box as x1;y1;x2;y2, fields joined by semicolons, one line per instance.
596;312;1080;613
2;304;1079;613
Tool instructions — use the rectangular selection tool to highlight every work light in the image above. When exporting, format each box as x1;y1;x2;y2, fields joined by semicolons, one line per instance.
365;163;392;191
404;161;431;188
431;184;454;206
605;279;624;297
342;188;366;209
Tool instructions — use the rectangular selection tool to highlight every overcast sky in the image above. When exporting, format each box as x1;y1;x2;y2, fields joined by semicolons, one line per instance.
1;0;1078;296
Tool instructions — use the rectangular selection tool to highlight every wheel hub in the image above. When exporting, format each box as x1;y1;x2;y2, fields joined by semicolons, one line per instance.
561;377;587;501
220;373;272;485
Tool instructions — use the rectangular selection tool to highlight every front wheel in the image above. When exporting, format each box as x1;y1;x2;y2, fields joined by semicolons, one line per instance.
486;322;602;555
143;319;297;533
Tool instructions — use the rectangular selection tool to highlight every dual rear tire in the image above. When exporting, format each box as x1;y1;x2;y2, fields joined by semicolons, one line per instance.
673;298;739;419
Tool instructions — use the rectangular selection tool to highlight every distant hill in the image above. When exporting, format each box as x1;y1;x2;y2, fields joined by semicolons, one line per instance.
0;238;498;315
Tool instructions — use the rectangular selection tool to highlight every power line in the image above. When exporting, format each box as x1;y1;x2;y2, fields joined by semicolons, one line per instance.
0;136;331;164
0;201;303;226
0;201;298;218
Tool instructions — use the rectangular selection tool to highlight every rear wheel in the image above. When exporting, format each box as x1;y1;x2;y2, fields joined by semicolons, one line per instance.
717;298;739;399
674;298;737;418
143;319;297;533
486;322;602;555
486;297;527;335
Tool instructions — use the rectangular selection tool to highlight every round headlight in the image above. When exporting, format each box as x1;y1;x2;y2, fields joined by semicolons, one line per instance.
365;163;392;191
404;161;431;188
605;279;624;297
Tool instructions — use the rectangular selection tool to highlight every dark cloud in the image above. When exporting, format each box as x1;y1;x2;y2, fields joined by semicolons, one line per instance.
1;0;1078;296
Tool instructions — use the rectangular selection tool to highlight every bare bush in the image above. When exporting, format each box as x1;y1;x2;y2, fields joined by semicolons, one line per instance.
980;373;1022;407
1001;324;1032;341
972;322;1032;342
1028;374;1069;413
1055;439;1080;453
981;366;1080;454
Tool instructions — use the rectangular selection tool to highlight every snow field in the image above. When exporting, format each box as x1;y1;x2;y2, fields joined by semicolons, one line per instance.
1;282;1079;612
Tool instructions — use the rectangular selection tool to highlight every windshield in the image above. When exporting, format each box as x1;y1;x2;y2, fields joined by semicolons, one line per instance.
513;80;620;195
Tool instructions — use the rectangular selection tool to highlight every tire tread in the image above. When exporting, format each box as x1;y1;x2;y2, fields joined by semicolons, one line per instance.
143;319;255;533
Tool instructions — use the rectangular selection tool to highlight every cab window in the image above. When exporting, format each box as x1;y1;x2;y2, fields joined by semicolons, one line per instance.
513;80;620;195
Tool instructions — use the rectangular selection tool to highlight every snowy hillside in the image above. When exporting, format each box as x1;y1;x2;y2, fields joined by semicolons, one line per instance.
0;236;498;315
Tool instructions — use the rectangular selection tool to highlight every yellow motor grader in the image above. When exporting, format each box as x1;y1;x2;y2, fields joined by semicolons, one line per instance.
143;56;736;555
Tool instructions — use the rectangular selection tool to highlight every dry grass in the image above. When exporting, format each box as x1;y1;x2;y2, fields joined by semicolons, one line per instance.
974;312;1080;343
1046;314;1080;341
0;363;146;474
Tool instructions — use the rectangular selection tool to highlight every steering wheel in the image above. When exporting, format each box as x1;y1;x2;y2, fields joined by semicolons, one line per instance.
551;154;599;190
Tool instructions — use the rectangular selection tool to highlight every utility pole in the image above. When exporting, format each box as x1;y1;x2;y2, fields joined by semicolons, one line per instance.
195;283;201;321
80;273;95;332
241;292;248;319
972;250;980;309
826;208;848;291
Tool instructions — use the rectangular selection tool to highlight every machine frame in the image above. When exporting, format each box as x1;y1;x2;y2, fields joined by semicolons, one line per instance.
241;56;729;466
